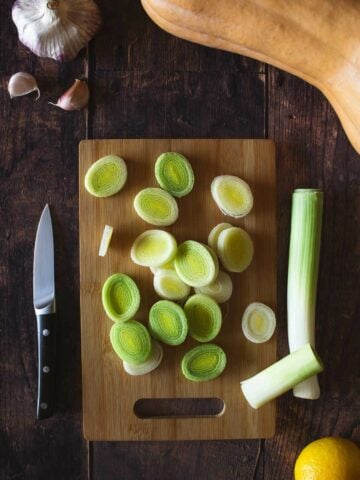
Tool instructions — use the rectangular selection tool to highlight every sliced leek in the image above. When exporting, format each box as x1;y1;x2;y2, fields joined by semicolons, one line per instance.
242;302;276;343
195;271;233;304
240;344;324;409
174;240;219;287
134;187;179;226
102;273;140;322
131;230;177;268
149;300;188;345
155;152;194;197
287;189;324;399
182;344;227;382
218;227;254;273
208;222;232;252
211;175;253;218
123;340;163;376
85;155;127;198
153;269;191;301
110;320;152;365
150;260;174;275
184;294;222;342
98;225;113;257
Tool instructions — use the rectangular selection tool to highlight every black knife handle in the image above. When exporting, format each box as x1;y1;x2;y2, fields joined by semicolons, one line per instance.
36;313;56;419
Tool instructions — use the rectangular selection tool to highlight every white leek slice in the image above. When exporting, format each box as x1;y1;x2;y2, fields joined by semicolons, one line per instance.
123;341;163;376
98;225;113;257
184;294;222;342
208;223;232;253
211;175;253;218
155;152;195;197
131;230;177;267
174;241;219;287
287;189;324;399
195;271;233;303
217;227;254;273
85;155;127;198
242;302;276;343
150;260;174;275
240;344;324;409
134;187;179;226
153;269;191;301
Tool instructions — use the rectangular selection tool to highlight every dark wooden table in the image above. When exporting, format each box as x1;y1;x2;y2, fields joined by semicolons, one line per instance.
1;1;359;479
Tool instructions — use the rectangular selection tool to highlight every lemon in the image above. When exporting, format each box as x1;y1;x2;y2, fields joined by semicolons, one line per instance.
294;437;360;480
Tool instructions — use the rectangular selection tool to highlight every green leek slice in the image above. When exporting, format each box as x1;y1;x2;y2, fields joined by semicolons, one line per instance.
242;302;276;343
153;269;191;301
131;230;177;267
195;271;233;304
208;223;232;252
134;187;179;226
102;273;140;322
98;225;113;257
85;155;127;198
174;240;219;287
217;227;254;273
184;294;222;342
150;260;174;275
181;344;227;382
110;320;152;365
240;344;324;409
211;175;253;218
155;152;195;197
149;300;188;345
123;340;163;376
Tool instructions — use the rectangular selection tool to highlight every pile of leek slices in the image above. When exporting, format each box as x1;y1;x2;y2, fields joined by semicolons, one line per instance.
86;151;277;384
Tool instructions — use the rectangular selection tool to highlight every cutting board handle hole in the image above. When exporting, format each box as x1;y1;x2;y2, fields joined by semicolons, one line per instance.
134;398;225;419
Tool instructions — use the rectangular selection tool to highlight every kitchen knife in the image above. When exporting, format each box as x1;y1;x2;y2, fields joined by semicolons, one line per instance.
33;204;56;419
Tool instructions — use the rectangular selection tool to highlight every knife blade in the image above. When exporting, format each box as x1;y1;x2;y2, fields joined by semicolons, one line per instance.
33;204;56;419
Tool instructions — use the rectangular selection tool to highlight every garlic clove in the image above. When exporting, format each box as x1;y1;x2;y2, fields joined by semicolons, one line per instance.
49;79;89;111
12;0;102;62
8;72;40;100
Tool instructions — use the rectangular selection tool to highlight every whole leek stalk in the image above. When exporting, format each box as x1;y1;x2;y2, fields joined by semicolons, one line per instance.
287;189;323;399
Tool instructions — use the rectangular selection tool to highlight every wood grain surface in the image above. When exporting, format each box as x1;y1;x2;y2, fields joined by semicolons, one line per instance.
0;0;359;478
79;139;276;441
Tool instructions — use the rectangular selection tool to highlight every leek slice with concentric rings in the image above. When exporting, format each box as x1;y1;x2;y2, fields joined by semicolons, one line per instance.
211;175;253;218
181;344;227;382
184;294;222;342
155;152;195;197
123;340;163;376
131;230;177;267
134;187;179;226
217;227;254;273
208;222;232;253
153;269;190;301
149;300;188;345
195;271;233;303
110;320;152;365
102;273;140;322
242;302;276;343
85;155;127;198
174;240;219;287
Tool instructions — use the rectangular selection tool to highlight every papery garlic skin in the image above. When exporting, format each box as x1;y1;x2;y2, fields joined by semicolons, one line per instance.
50;79;89;111
8;72;40;100
12;0;102;62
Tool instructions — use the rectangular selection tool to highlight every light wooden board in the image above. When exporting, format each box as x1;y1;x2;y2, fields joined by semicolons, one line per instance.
79;139;276;441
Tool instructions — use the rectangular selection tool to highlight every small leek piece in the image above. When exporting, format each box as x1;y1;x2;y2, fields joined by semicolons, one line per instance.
175;240;219;287
211;175;253;218
287;189;324;399
153;269;191;301
155;152;195;197
110;320;152;365
182;344;227;382
208;222;232;252
85;155;127;197
131;230;177;267
242;302;276;343
218;227;254;273
98;225;113;257
195;271;233;304
240;344;324;409
150;260;174;275
134;187;179;226
184;294;222;342
149;300;188;345
102;273;140;322
123;340;163;376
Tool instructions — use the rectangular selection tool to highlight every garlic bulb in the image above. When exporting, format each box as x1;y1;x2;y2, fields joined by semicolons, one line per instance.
8;72;40;100
12;0;102;62
49;79;89;110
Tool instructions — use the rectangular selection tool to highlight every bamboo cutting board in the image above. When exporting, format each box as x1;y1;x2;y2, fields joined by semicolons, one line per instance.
79;139;276;441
